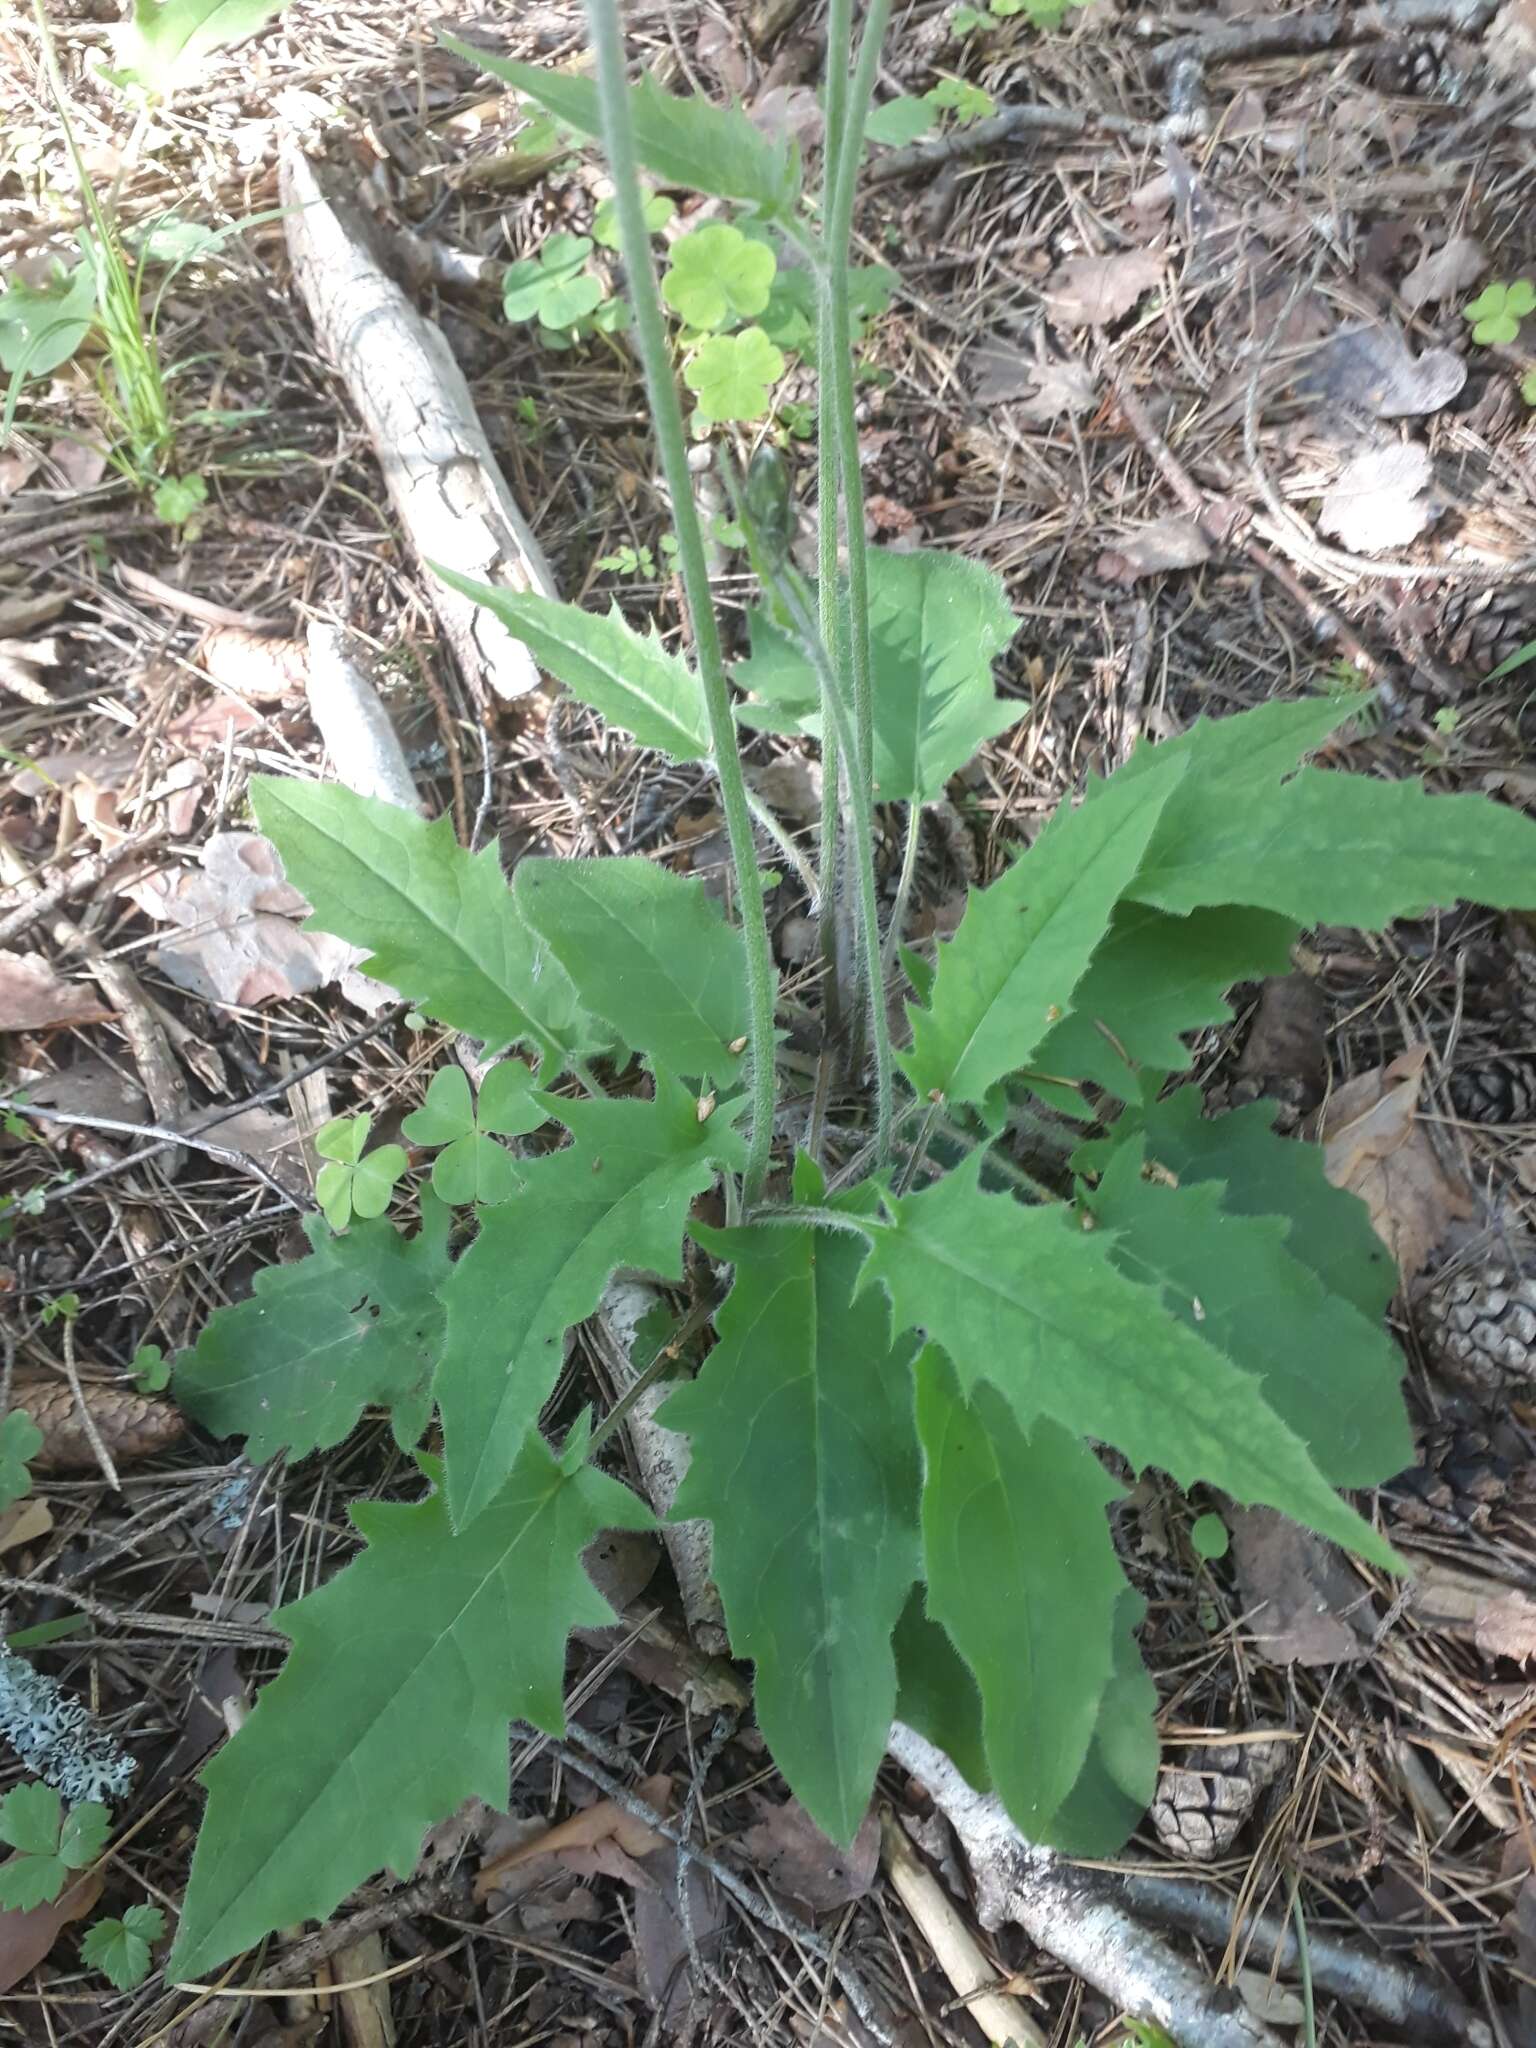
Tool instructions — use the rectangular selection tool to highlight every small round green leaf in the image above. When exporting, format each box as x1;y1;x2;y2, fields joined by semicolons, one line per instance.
401;1066;475;1147
540;232;593;276
1190;1512;1229;1561
0;1782;61;1857
538;271;605;329
684;326;786;425
60;1801;110;1870
477;1060;544;1137
662;224;776;332
349;1145;408;1220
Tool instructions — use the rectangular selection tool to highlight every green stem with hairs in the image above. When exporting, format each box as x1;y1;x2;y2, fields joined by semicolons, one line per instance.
585;0;780;1204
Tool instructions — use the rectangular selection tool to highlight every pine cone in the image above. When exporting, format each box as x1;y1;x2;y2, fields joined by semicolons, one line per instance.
1150;1737;1290;1862
1386;1421;1511;1533
1420;1264;1536;1393
1437;587;1536;679
1449;1054;1536;1125
1372;32;1458;97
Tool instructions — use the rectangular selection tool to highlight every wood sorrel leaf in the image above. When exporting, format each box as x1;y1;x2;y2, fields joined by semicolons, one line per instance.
859;1161;1400;1568
664;1162;921;1844
438;1076;745;1529
446;47;801;213
915;1349;1124;1838
166;1439;652;1981
175;1197;452;1460
901;751;1184;1108
661;224;776;332
516;857;749;1082
251;781;592;1072
1085;1144;1411;1488
429;572;711;763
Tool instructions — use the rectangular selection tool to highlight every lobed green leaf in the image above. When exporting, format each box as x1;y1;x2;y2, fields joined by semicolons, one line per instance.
437;1077;745;1528
166;1438;652;1980
174;1198;451;1461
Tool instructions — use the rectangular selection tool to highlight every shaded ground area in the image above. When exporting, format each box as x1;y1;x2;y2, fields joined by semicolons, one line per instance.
3;0;1536;2041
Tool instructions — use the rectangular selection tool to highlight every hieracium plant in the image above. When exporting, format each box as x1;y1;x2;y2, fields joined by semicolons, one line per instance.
163;0;1536;1977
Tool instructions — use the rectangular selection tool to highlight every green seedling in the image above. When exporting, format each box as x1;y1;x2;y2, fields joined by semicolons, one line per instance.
0;1783;108;1911
400;1061;543;1206
313;1114;407;1230
80;1904;165;1990
1463;279;1536;345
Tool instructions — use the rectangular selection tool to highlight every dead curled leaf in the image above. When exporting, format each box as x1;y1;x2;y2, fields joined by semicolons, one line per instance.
1043;250;1161;330
197;626;309;703
0;951;111;1033
1300;326;1466;419
125;831;355;1006
1317;442;1437;555
1400;234;1487;311
1096;514;1211;584
1410;1562;1536;1663
12;1374;186;1472
969;341;1096;422
1313;1046;1475;1283
473;1775;673;1901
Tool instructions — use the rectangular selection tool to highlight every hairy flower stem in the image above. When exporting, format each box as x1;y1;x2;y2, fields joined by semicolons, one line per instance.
585;0;779;1204
882;802;923;975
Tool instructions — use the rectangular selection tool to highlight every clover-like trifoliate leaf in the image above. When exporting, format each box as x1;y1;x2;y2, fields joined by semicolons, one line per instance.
251;780;594;1072
1030;902;1299;1107
515;856;749;1081
109;0;287;94
430;569;710;762
737;546;1018;804
858;1161;1400;1567
174;1197;451;1461
915;1348;1125;1839
313;1113;407;1230
438;1076;745;1528
662;224;776;332
684;327;785;426
0;1410;42;1513
0;1785;108;1911
1464;279;1535;346
166;1438;653;1980
901;748;1184;1107
1085;1142;1411;1487
80;1904;165;1991
446;47;801;213
401;1063;542;1207
664;1161;921;1845
592;191;675;249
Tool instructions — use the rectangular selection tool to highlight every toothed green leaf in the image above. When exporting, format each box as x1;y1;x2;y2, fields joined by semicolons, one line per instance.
892;1590;990;1794
445;46;801;212
664;1161;920;1844
1084;1142;1411;1487
901;751;1184;1106
438;1077;745;1528
430;571;711;762
252;782;595;1071
1044;1589;1158;1855
516;857;750;1082
174;1199;451;1461
859;1164;1400;1567
166;1441;652;1981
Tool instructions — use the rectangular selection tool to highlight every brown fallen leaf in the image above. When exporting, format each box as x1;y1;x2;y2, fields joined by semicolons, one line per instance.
0;1498;53;1558
739;1797;880;1913
1409;1561;1536;1664
1229;1508;1373;1666
0;1870;101;1994
1300;326;1465;419
1400;234;1487;311
969;342;1096;422
472;1774;673;1901
1317;443;1436;555
1315;1046;1475;1282
13;1374;186;1472
198;626;309;703
1233;971;1326;1112
1096;515;1211;584
126;831;355;1006
1043;250;1161;330
0;952;112;1033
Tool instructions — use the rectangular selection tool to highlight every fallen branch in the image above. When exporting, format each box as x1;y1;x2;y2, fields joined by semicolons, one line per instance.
281;145;558;702
889;1723;1497;2048
1149;0;1500;74
865;105;1202;187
